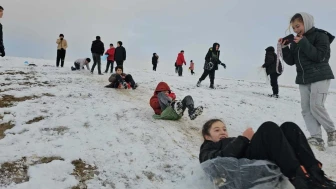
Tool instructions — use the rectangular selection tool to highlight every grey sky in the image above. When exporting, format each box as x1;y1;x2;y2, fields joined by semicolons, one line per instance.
1;0;336;88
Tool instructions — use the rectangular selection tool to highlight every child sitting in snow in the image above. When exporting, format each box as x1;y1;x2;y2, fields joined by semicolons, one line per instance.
105;66;138;89
149;82;203;120
189;60;195;75
71;58;91;71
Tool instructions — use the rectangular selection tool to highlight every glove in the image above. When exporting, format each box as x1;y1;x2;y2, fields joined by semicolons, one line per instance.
221;63;226;69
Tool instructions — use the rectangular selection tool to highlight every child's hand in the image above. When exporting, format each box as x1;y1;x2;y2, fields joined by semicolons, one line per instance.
278;38;287;45
242;128;254;140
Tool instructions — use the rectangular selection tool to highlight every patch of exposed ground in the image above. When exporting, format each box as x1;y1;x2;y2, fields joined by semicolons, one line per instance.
0;71;29;75
71;159;98;189
26;116;46;124
0;156;64;187
0;95;38;108
41;126;69;135
0;121;15;139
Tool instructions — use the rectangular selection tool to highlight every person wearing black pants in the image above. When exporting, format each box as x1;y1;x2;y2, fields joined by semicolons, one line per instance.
262;46;282;98
0;6;5;57
90;36;104;75
200;120;336;188
114;41;126;70
56;34;68;67
197;43;226;89
152;53;158;71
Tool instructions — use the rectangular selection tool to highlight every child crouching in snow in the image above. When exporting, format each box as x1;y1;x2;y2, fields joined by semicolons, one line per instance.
71;58;91;71
149;82;203;120
105;66;138;89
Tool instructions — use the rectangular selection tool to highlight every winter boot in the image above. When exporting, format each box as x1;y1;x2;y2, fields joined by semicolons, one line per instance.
189;106;203;120
309;164;336;188
196;80;201;87
268;94;279;98
327;131;336;147
307;137;326;151
132;83;138;90
172;100;184;116
209;84;215;89
290;166;311;189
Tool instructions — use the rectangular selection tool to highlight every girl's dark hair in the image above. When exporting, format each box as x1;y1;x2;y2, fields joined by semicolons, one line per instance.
202;119;224;140
290;13;303;23
0;6;4;10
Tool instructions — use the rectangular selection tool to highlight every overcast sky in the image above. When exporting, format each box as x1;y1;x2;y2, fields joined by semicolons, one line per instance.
1;0;336;88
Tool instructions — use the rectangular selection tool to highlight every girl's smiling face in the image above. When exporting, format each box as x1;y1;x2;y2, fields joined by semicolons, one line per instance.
205;121;228;142
292;19;305;36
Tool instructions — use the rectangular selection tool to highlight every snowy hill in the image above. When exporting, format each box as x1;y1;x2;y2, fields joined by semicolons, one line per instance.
0;57;336;189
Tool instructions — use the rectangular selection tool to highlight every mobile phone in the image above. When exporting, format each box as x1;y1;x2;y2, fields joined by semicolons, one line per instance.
282;34;294;45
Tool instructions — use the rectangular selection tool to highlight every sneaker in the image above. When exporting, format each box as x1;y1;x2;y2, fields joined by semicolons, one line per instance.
132;83;138;90
189;106;203;120
327;131;336;147
172;101;184;116
196;80;201;87
307;137;326;151
309;164;336;188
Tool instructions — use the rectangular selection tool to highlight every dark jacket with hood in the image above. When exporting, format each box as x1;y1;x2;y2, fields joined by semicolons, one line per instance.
0;22;4;55
204;43;221;70
114;42;127;62
282;13;335;84
91;40;105;55
263;46;279;75
152;53;158;64
199;136;250;163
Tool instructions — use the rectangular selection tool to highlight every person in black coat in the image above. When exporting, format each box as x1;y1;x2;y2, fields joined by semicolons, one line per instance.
262;46;282;98
90;36;105;75
152;53;159;71
114;41;126;69
0;6;5;57
196;43;226;89
199;119;336;189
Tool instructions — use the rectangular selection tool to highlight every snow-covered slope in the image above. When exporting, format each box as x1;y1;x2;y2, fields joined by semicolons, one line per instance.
0;57;336;189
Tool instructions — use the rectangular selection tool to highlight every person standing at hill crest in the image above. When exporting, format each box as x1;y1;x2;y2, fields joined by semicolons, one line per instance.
56;34;68;67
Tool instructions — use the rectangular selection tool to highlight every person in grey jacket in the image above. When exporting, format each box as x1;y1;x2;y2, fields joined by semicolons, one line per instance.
71;58;91;71
279;12;336;151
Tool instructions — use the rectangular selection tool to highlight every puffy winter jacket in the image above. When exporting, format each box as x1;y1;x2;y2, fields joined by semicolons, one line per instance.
91;40;105;55
204;43;221;70
176;53;186;66
149;82;176;115
263;46;282;75
199;137;250;163
282;27;335;84
114;46;127;61
105;47;115;61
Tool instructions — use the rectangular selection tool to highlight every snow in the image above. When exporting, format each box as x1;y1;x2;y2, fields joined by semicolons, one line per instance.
0;57;336;189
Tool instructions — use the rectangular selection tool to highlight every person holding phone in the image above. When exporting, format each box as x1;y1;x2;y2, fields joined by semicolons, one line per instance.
56;34;68;67
279;12;335;151
262;46;282;98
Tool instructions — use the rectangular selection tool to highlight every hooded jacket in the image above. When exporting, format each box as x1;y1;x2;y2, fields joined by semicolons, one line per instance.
282;12;335;84
263;46;280;75
176;52;186;66
149;82;176;115
152;53;158;64
204;43;221;70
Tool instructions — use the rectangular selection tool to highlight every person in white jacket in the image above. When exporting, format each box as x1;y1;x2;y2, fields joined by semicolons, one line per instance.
71;58;91;71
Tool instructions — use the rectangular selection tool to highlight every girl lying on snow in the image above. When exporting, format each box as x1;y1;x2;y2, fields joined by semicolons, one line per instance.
199;119;336;189
105;66;138;89
149;82;203;120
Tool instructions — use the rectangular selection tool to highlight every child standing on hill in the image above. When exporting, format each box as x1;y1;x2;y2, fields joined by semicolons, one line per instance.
149;82;203;120
189;60;195;75
104;43;115;73
279;12;336;151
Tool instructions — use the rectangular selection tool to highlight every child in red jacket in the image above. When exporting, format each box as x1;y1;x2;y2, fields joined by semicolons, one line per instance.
104;43;115;73
149;82;203;120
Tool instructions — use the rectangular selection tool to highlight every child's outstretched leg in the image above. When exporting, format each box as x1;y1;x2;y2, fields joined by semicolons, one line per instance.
178;95;203;120
125;74;137;89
